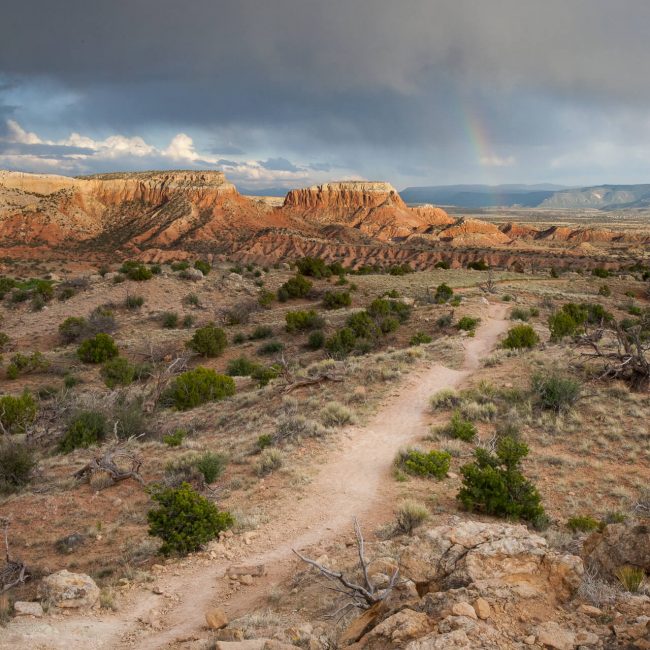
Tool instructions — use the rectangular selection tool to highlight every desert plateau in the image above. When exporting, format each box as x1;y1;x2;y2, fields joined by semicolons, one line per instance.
0;2;649;649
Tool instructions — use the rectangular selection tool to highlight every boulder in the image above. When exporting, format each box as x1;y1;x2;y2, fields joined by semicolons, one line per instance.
37;570;99;609
451;602;477;619
400;520;582;601
183;267;204;281
205;607;229;629
533;621;576;650
361;609;432;648
583;520;650;579
405;629;472;649
472;597;491;620
339;601;387;646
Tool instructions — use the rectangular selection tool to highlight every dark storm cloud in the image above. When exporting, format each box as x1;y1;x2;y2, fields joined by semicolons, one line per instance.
1;0;650;184
261;157;301;172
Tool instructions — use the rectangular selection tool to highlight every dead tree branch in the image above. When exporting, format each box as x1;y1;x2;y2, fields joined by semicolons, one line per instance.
73;446;144;487
292;518;399;612
0;519;30;593
576;319;650;390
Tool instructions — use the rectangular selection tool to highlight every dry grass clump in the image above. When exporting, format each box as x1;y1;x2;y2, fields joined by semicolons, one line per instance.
254;448;284;476
319;401;355;427
395;499;430;534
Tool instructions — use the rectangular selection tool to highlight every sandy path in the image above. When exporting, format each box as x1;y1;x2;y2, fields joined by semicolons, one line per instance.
2;302;508;650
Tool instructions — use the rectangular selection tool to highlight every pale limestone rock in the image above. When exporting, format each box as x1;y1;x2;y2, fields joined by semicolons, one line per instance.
451;602;477;619
473;597;491;620
534;621;576;650
13;601;43;617
38;570;99;609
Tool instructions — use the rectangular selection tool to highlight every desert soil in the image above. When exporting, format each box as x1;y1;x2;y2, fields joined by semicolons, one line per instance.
1;303;509;650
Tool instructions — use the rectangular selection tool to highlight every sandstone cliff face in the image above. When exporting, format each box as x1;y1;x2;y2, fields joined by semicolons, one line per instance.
282;181;453;240
0;170;647;270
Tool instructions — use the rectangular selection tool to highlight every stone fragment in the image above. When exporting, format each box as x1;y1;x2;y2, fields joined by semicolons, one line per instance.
472;597;491;619
534;621;576;650
13;601;43;617
451;601;477;619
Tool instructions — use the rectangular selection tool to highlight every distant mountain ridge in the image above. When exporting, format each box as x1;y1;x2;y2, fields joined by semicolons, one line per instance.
400;183;650;209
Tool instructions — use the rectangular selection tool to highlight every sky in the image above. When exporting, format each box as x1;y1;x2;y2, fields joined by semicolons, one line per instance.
1;0;650;191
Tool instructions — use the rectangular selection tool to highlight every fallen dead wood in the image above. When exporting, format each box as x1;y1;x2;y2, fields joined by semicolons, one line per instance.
282;373;345;394
0;518;30;593
73;446;144;487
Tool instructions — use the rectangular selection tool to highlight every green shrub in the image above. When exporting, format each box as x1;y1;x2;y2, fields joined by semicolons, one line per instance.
0;442;35;493
233;333;246;344
433;283;454;304
184;293;201;308
187;324;227;357
567;515;600;533
285;309;324;332
195;452;227;483
150;264;162;275
501;324;539;349
442;411;476;441
163;368;236;410
510;307;531;321
347;311;379;339
531;372;581;413
615;566;645;593
257;434;273;450
397;448;451;479
468;260;489;271
194;260;211;276
325;327;357;358
163;429;187;447
147;482;233;556
307;330;325;350
434;260;450;269
250;325;273;340
59;411;107;453
388;263;413;276
457;316;480;331
277;274;312;301
598;284;611;297
125;294;144;309
0;392;37;434
295;257;332;278
592;267;610;278
0;332;9;351
113;397;148;440
120;262;153;281
101;356;136;388
162;311;179;329
548;311;579;341
436;313;453;328
6;351;48;379
251;364;279;387
367;298;411;323
409;332;432;346
258;289;275;308
395;499;430;534
171;261;190;271
59;316;88;343
77;333;119;363
457;436;544;523
257;341;284;356
322;291;352;310
226;356;258;376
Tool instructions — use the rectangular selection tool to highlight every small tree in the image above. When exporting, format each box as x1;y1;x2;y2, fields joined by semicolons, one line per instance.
457;436;544;523
187;324;227;357
433;283;454;304
59;411;108;453
501;324;539;349
77;333;119;363
0;392;38;434
163;368;235;410
0;442;35;493
147;482;233;556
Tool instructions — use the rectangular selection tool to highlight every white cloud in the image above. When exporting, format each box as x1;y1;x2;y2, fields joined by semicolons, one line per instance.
0;120;317;187
479;154;515;167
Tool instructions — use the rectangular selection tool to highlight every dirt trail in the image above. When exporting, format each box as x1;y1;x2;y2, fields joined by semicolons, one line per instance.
2;302;509;650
